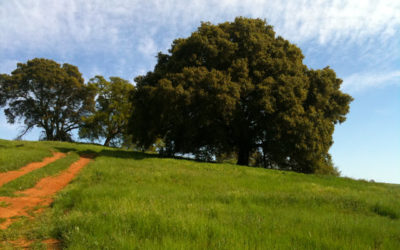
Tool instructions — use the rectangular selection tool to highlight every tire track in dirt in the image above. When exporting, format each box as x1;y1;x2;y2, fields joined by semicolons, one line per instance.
0;155;94;229
0;152;66;187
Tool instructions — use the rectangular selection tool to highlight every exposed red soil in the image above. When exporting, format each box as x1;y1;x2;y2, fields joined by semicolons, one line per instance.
0;152;66;187
0;155;93;229
4;238;60;249
43;238;61;249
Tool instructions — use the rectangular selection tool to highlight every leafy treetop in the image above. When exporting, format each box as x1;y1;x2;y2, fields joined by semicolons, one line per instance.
79;76;134;146
1;58;95;141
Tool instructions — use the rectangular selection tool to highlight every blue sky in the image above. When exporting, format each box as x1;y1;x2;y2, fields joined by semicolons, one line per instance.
1;0;399;183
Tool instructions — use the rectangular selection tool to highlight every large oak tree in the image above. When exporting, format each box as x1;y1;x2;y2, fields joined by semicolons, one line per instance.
0;58;95;141
131;17;353;173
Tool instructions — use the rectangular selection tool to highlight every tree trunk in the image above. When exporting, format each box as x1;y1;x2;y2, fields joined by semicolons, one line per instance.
104;136;112;147
263;150;267;168
45;129;53;141
237;145;250;166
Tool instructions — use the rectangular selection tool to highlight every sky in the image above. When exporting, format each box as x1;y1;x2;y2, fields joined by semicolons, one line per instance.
0;0;399;183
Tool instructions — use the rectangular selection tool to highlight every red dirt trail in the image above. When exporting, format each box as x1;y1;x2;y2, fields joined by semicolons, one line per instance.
6;238;60;249
0;155;93;229
0;152;66;187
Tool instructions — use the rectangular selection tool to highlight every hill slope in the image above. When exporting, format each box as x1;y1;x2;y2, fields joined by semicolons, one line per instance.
0;139;399;249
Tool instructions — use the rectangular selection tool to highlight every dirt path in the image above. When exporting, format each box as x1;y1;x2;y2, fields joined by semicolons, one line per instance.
0;155;93;229
4;238;60;249
0;152;66;187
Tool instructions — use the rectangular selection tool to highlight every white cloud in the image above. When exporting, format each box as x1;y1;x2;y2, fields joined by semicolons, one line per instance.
343;70;400;92
138;37;157;58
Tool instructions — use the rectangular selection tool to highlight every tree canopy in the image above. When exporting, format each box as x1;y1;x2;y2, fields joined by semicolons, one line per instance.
130;17;353;173
79;76;134;146
0;58;95;141
0;74;9;107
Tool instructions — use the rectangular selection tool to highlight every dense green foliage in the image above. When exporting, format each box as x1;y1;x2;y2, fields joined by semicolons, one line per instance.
130;17;353;173
0;58;95;141
79;76;134;146
0;74;8;107
0;140;399;249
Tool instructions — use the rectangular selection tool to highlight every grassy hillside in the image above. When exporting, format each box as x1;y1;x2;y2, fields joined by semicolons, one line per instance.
0;139;399;249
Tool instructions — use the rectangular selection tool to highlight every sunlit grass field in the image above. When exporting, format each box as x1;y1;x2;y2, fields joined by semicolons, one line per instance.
0;140;53;172
0;139;399;249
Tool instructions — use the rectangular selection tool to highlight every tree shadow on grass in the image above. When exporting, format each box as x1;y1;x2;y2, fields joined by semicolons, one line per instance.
54;147;98;158
54;147;74;153
54;146;157;160
78;150;98;158
97;149;220;163
54;146;216;163
97;149;156;160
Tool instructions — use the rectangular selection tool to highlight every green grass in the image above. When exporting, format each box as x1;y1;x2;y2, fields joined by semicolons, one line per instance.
0;139;54;172
0;201;10;208
0;140;399;249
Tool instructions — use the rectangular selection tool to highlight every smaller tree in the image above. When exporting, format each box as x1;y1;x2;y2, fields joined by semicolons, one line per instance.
79;76;134;146
1;58;95;141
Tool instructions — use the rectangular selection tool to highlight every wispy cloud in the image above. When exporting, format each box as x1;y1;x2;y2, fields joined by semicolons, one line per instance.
138;37;158;58
0;0;399;86
343;70;400;92
2;0;399;51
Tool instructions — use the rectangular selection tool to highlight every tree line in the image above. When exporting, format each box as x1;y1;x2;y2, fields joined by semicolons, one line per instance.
0;17;353;174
